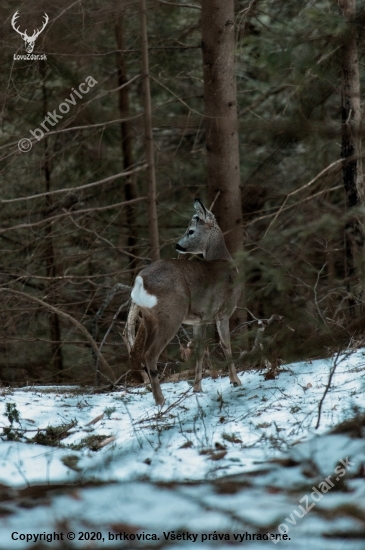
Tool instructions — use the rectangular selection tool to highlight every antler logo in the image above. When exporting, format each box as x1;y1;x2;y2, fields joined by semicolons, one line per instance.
11;10;49;53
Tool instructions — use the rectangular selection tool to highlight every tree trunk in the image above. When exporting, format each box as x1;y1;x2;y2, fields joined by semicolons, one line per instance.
339;0;364;316
41;62;64;377
201;0;246;332
201;0;243;255
115;11;139;271
140;0;160;262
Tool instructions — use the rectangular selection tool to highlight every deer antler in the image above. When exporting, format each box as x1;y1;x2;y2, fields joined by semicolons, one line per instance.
11;11;27;39
32;13;49;41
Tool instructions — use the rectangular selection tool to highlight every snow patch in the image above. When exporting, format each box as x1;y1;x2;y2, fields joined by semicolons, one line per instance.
0;349;365;548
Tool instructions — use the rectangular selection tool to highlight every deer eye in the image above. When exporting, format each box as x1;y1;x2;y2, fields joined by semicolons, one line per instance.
188;230;195;235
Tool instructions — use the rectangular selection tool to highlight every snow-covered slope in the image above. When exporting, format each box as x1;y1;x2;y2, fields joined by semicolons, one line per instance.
0;349;364;549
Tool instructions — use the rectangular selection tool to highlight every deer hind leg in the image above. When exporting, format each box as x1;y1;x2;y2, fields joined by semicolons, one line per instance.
143;314;183;406
193;324;206;392
216;317;241;387
130;322;150;384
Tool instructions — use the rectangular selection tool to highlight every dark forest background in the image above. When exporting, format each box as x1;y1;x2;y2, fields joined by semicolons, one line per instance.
1;0;365;386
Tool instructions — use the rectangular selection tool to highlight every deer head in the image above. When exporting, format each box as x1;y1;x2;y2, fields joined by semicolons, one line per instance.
11;11;49;53
175;199;230;260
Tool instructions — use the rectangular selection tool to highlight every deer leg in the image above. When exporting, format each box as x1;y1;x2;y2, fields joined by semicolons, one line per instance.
216;318;241;387
193;324;206;392
143;315;183;406
130;322;150;384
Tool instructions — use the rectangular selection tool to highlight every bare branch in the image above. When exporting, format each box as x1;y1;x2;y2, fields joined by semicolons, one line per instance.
0;287;114;381
140;0;160;261
95;298;130;385
315;351;341;430
262;158;346;238
0;196;147;235
0;165;147;205
153;0;201;9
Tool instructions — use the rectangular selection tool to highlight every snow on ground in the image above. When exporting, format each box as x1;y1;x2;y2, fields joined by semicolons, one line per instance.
0;349;364;549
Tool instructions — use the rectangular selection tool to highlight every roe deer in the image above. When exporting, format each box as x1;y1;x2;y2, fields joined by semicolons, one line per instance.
128;199;242;406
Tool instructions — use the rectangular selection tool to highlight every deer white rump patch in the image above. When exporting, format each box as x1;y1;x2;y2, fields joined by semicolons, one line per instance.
131;275;158;308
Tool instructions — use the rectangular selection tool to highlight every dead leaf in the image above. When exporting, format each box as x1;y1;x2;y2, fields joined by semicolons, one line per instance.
69;491;82;500
210;450;227;461
266;486;282;494
200;448;227;461
61;455;82;472
179;441;193;449
222;433;242;444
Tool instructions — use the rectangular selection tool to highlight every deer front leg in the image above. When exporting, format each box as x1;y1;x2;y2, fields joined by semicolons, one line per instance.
193;324;206;392
216;317;241;387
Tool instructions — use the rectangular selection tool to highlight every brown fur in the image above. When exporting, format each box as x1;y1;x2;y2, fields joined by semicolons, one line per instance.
128;200;242;406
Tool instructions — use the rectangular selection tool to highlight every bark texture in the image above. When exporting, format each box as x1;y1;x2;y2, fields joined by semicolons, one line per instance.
201;0;243;256
339;0;364;315
41;62;63;377
140;0;160;262
115;12;139;270
201;0;246;334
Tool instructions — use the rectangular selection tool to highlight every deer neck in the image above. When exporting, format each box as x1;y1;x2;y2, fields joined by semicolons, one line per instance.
204;235;232;261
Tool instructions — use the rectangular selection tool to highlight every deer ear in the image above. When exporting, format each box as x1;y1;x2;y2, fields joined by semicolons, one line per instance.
194;198;207;221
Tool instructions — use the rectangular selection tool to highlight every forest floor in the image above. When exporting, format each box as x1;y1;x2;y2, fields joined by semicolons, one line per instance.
0;348;365;549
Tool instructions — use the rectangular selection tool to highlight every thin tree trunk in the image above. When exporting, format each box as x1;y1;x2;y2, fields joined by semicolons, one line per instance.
339;0;364;316
115;11;139;271
41;62;63;377
140;0;160;262
201;0;246;332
